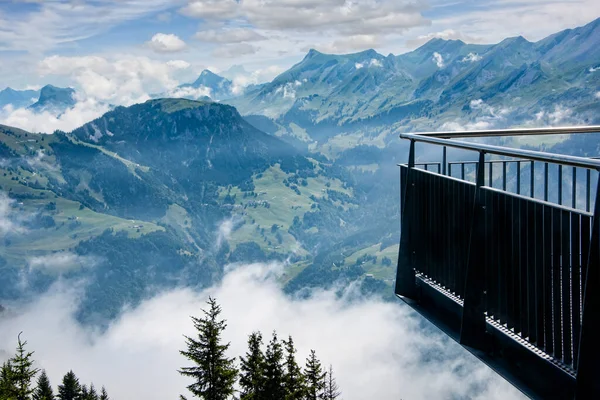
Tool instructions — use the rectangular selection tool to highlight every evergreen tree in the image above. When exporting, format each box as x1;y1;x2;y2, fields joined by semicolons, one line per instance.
178;297;238;400
87;384;98;400
99;387;109;400
80;385;89;399
282;336;305;400
0;360;16;400
11;332;40;400
32;370;54;400
263;332;285;400
57;371;81;400
322;365;341;400
239;332;266;400
303;351;325;400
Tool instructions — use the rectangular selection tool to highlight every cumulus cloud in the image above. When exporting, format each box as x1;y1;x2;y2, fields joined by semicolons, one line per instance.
0;262;523;400
165;86;212;100
0;54;198;133
229;65;286;95
595;92;600;99
180;0;429;36
28;252;100;274
535;105;575;125
432;52;444;68
590;66;600;73
0;101;110;134
314;34;381;54
213;43;259;58
146;33;187;53
355;58;383;70
166;60;191;70
195;28;267;44
406;29;483;48
462;52;483;62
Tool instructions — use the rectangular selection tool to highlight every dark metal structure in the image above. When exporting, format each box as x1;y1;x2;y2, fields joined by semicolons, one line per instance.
395;126;600;399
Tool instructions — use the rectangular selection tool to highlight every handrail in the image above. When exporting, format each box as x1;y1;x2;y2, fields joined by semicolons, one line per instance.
408;125;600;139
399;132;600;170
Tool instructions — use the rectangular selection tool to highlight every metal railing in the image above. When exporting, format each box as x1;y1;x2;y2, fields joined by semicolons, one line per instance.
395;126;600;399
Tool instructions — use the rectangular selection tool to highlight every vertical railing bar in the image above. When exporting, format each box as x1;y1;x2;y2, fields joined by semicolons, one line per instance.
442;146;447;176
449;163;452;178
573;167;577;209
558;165;563;206
461;163;465;181
531;161;535;198
503;161;507;191
489;161;493;188
517;161;521;195
587;169;591;212
545;163;549;202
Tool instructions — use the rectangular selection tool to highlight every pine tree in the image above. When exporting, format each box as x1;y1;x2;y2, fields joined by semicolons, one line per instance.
87;384;98;400
11;332;40;400
99;387;109;400
32;370;54;400
263;332;285;400
57;371;81;400
282;336;305;400
0;360;16;399
322;365;341;400
178;297;238;400
303;350;325;400
80;385;89;399
239;332;266;400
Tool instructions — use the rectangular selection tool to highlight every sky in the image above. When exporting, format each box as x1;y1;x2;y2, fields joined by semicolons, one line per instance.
1;0;599;91
0;1;598;133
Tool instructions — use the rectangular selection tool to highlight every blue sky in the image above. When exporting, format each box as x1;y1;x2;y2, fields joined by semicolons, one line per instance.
0;0;598;104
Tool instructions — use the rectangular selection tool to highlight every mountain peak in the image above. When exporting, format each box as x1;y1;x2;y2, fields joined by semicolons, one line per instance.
304;48;323;59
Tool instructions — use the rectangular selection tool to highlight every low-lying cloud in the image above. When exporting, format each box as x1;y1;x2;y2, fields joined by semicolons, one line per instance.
432;52;444;68
0;262;523;400
27;252;100;275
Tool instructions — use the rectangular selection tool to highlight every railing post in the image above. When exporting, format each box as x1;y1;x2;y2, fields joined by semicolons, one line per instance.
396;139;418;300
575;172;600;398
460;151;489;351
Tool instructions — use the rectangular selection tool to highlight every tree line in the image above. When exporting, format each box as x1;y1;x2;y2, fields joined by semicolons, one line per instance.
0;333;109;400
2;298;341;400
179;297;342;400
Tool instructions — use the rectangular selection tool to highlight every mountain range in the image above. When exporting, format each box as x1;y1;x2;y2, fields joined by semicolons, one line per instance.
1;18;599;324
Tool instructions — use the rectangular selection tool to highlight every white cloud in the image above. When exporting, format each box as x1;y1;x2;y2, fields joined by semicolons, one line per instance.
166;60;191;70
38;55;183;105
369;58;383;68
535;105;574;125
213;43;259;58
0;192;22;237
165;86;212;100
315;34;381;54
0;0;181;53
0;262;523;400
180;0;429;36
230;65;286;95
28;252;99;274
0;101;110;134
462;52;482;62
406;29;483;48
595;91;600;99
432;52;444;68
355;58;382;70
195;28;267;44
146;33;187;53
590;66;600;73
